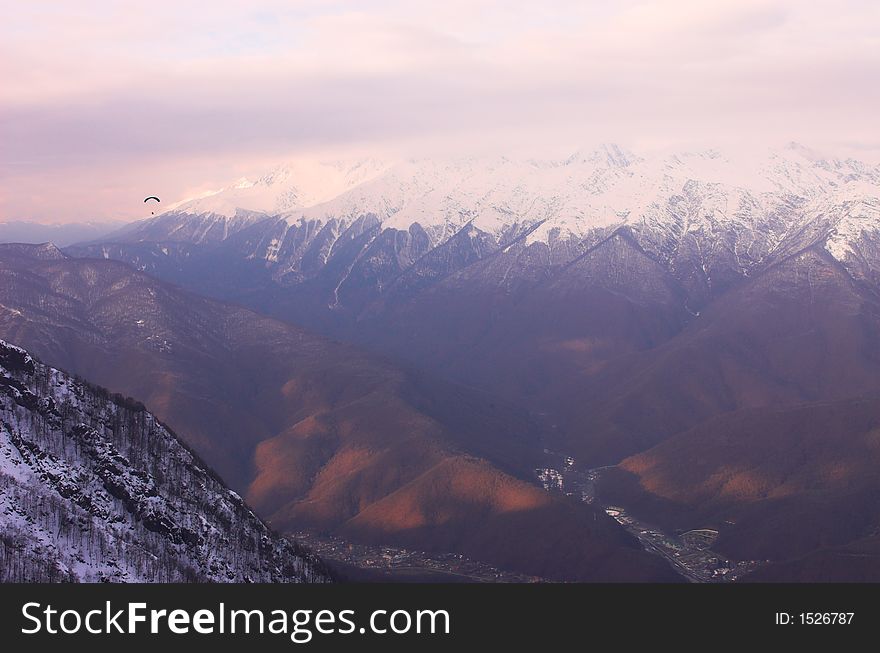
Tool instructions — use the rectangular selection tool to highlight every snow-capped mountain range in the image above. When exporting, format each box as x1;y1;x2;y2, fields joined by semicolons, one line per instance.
89;143;880;315
162;143;879;253
165;158;392;218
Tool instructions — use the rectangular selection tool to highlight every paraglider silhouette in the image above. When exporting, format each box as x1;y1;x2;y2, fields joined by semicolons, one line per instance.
144;196;160;215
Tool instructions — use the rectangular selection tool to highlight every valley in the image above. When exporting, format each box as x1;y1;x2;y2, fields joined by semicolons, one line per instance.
0;243;678;582
536;455;766;582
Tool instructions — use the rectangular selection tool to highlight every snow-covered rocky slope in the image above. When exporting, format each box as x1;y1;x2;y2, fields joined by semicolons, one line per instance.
87;144;880;299
0;339;330;583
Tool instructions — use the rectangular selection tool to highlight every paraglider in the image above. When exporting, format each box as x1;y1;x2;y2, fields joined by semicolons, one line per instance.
144;196;160;214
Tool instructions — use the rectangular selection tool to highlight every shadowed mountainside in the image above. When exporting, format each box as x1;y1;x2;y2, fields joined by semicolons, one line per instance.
0;243;678;581
592;248;880;570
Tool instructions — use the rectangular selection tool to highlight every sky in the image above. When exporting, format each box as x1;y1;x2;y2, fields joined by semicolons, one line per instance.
2;0;878;223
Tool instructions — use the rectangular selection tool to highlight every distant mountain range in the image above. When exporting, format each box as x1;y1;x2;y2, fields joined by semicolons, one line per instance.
0;220;125;247
9;143;880;581
77;143;879;318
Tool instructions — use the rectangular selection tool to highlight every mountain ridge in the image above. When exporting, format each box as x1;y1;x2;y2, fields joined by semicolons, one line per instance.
0;338;331;583
0;244;679;582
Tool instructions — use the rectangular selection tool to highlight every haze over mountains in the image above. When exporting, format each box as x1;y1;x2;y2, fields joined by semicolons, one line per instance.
5;143;880;581
0;221;125;247
0;243;675;582
60;143;880;581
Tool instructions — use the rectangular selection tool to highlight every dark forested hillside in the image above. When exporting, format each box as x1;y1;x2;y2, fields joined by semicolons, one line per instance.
0;339;330;583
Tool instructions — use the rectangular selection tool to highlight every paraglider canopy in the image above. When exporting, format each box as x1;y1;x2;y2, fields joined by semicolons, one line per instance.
144;196;160;214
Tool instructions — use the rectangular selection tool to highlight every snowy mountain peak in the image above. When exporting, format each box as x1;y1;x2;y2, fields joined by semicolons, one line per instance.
169;158;392;217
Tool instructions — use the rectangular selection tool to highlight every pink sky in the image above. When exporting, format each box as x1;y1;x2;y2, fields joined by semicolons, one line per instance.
2;0;879;223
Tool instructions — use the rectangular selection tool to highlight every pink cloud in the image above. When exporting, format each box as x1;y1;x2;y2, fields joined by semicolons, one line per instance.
2;1;878;222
